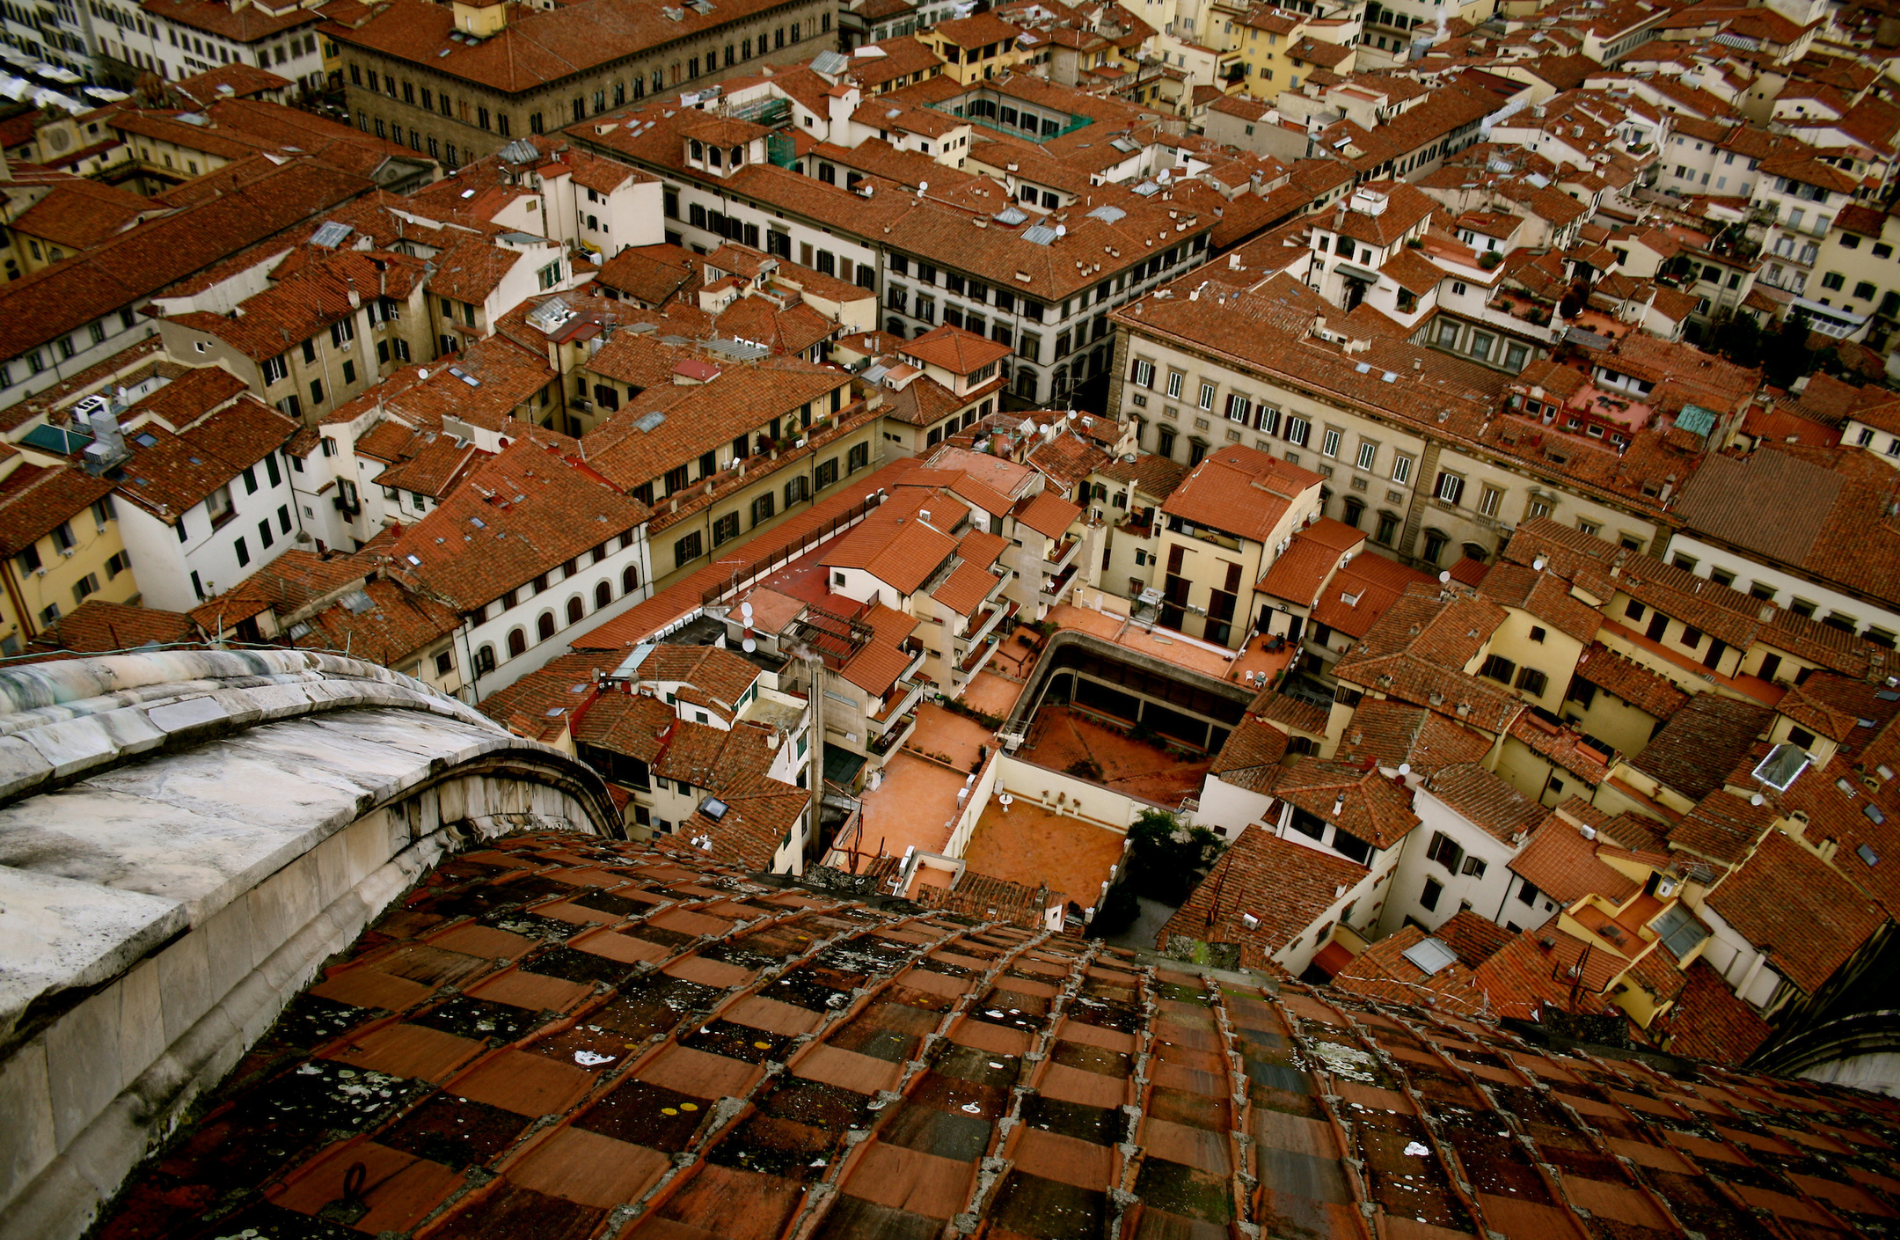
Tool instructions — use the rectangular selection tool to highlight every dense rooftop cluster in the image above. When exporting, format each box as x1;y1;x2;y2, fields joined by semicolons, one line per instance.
10;0;1900;1231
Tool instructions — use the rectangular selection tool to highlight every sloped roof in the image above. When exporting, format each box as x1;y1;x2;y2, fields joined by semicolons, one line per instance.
1161;445;1321;544
76;820;1900;1240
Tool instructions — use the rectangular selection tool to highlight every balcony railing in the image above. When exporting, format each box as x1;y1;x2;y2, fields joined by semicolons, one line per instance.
1040;563;1079;605
956;638;998;680
869;712;917;756
957;599;1018;651
1046;537;1080;573
871;675;929;732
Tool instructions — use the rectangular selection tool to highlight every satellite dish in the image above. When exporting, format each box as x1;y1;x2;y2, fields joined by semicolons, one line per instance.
1067;411;1078;419
1438;570;1451;583
742;637;757;653
1533;557;1547;571
1750;793;1764;805
1398;763;1411;776
741;601;754;620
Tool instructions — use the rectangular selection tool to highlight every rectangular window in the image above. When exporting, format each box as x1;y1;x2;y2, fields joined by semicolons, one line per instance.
1434;471;1464;506
1355;441;1377;471
1391;455;1412;484
234;535;250;567
675;531;703;566
1321;427;1340;457
1166;371;1183;399
1198;382;1216;411
711;512;739;545
1420;876;1443;912
1284;416;1310;447
847;442;869;473
257;518;274;550
1477;484;1502;516
1479;653;1515;683
1132;359;1155;388
752;491;775;525
1224;393;1251;424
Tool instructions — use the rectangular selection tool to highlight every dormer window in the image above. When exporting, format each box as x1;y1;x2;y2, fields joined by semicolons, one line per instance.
690;138;704;161
709;146;723;167
730;145;743;167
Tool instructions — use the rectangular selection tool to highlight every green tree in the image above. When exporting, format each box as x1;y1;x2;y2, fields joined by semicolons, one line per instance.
1121;810;1225;907
1711;312;1762;366
1762;308;1819;389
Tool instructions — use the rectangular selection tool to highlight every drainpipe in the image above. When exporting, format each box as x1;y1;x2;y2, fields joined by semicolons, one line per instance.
0;555;34;643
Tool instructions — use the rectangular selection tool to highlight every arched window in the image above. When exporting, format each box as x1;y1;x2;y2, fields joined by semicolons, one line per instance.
506;629;526;658
1461;542;1489;563
708;146;723;167
595;581;612;609
622;565;640;595
885;316;904;336
586;214;598;230
536;611;556;641
1343;498;1365;528
1015;367;1038;399
729;145;743;167
689;138;703;161
566;596;584;625
475;644;496;673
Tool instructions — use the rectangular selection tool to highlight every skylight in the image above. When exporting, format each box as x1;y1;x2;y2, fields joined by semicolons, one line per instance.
1401;937;1457;975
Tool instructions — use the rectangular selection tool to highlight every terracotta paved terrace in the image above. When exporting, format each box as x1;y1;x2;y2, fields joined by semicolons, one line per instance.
92;832;1900;1240
1016;705;1212;806
962;798;1129;912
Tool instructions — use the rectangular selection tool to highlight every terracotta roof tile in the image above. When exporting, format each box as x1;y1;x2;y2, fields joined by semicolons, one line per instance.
1706;830;1885;995
1159;825;1366;971
84;828;1900;1240
1425;763;1547;844
1161;444;1320;544
1630;694;1773;803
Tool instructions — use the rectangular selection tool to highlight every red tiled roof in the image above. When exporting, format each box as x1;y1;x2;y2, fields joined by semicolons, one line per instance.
1161;444;1321;544
83;827;1900;1240
1160;825;1366;971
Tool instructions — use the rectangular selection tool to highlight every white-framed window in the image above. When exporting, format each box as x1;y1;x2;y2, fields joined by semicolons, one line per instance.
1132;359;1155;388
1526;498;1551;519
1166;371;1183;399
1392;455;1412;484
1435;471;1464;506
1356;441;1377;471
1226;393;1252;423
1477;484;1502;516
1198;382;1216;410
1285;416;1310;447
1321;427;1341;457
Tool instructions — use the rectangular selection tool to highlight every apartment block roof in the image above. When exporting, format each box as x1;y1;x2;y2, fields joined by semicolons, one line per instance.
331;0;795;93
1270;755;1422;849
1511;813;1641;906
141;0;320;40
1630;693;1773;804
0;460;115;557
24;598;199;657
1425;762;1548;844
1332;697;1494;774
115;396;300;520
1160;824;1367;970
380;432;648;610
1707;829;1885;996
1161;444;1320;544
582;356;847;493
0;158;373;362
1574;641;1691;718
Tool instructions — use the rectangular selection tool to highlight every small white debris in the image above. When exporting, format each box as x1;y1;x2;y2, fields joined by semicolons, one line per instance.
1404;1141;1430;1157
574;1050;615;1066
